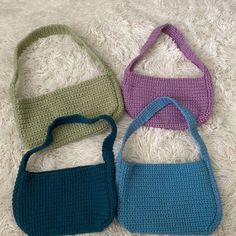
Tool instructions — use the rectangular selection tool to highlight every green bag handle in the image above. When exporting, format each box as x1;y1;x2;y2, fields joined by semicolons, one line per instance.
10;24;114;99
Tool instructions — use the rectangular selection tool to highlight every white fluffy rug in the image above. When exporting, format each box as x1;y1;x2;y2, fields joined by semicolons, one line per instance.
0;1;235;235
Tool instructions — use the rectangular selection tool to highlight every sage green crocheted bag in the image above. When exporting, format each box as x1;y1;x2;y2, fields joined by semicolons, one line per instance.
10;24;123;149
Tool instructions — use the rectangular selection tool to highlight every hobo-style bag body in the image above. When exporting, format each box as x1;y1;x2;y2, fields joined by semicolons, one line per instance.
10;24;123;149
116;97;222;235
123;24;213;130
13;114;117;236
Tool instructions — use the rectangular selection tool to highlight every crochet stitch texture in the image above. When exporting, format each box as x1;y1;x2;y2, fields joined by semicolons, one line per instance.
122;24;213;129
10;24;123;149
116;96;222;235
13;114;117;236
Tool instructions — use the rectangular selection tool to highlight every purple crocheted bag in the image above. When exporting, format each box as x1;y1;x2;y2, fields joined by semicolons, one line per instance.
122;24;213;129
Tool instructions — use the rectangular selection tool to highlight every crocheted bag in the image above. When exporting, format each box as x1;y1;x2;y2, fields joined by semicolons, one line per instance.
116;97;222;235
10;24;123;149
12;114;117;235
123;24;213;129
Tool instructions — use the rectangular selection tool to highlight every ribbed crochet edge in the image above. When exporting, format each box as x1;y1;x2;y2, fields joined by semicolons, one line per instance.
108;73;124;123
117;216;214;235
9;24;124;149
100;163;116;231
100;115;117;230
206;171;222;235
116;222;213;235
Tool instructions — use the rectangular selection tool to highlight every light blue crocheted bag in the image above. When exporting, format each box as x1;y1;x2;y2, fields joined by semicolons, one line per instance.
116;96;222;235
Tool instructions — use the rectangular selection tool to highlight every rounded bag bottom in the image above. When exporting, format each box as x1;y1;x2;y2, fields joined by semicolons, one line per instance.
13;164;113;236
117;160;221;235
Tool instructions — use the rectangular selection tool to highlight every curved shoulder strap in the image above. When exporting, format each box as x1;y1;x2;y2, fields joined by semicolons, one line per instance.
117;96;210;164
126;24;208;74
117;97;222;232
19;114;117;173
10;24;113;100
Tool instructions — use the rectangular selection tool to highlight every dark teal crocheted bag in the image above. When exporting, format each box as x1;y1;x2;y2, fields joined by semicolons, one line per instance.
12;114;117;236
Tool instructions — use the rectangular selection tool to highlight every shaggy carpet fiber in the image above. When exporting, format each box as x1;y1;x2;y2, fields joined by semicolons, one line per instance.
0;0;235;235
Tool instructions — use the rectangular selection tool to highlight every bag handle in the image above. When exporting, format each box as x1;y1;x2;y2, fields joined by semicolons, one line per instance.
117;96;211;164
19;114;117;173
126;24;208;74
10;24;113;100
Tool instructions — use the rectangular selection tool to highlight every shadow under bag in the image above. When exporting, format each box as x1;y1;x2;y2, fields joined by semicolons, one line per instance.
122;24;213;130
116;97;222;235
12;114;117;236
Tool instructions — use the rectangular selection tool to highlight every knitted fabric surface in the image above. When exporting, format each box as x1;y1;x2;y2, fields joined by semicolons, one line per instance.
116;97;222;235
122;24;213;130
9;24;124;149
12;114;117;236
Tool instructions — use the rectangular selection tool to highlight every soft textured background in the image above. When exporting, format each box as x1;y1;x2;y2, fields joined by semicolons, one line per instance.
0;0;235;235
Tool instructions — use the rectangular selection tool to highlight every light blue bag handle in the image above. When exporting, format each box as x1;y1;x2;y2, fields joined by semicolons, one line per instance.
116;96;222;233
117;96;210;164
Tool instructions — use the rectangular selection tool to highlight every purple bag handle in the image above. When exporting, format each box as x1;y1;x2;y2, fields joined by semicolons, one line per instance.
126;24;208;75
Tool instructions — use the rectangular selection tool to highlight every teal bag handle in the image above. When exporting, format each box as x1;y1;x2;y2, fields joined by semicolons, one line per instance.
117;96;209;164
20;114;117;173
